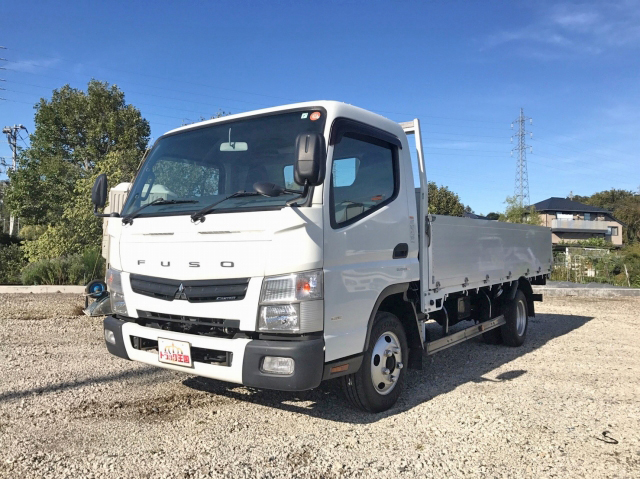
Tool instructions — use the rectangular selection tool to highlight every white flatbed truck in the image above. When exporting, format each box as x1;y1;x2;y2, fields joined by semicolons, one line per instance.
90;101;551;412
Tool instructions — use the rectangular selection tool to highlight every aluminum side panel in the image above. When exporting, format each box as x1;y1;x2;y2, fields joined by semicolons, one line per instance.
429;216;552;291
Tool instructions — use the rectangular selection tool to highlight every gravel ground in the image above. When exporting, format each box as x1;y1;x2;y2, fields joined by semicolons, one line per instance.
0;293;639;479
546;281;629;289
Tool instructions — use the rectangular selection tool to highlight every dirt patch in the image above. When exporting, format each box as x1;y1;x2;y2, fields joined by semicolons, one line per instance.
70;390;231;421
0;295;638;478
0;293;85;320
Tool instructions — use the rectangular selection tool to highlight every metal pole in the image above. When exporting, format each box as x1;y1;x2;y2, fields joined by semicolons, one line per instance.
3;124;27;236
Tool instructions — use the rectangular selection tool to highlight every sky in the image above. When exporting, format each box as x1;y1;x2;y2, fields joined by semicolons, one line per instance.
1;0;639;215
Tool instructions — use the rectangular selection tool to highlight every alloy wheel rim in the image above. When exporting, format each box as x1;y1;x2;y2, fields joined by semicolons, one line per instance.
370;331;403;395
516;300;527;336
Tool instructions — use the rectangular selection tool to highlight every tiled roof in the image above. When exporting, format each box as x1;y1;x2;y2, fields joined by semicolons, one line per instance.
532;197;611;213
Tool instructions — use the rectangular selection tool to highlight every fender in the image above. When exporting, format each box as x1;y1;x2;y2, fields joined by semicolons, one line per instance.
518;276;536;317
504;277;535;317
363;283;424;370
363;283;411;351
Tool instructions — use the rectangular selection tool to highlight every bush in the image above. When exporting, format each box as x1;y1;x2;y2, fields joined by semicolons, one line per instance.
0;243;27;284
0;232;21;246
20;247;105;285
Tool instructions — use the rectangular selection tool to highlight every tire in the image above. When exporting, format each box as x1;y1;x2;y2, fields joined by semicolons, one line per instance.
341;311;408;413
500;290;528;347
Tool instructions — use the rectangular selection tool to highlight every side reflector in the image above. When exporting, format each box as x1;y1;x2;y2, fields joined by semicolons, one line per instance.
330;364;349;374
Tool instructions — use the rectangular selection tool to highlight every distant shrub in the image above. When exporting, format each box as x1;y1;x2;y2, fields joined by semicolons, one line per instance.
21;247;105;285
0;243;27;284
0;232;22;246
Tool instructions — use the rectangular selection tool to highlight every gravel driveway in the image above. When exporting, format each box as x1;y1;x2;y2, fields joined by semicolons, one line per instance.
0;294;638;478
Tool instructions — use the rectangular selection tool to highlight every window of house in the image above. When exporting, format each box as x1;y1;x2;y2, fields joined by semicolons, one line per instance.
556;212;573;220
584;213;591;221
608;226;619;236
330;134;397;227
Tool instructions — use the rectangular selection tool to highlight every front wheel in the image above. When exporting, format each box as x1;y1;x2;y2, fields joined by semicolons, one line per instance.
342;311;408;413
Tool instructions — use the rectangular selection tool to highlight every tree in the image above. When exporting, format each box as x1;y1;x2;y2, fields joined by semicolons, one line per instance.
428;182;465;216
486;212;500;220
6;80;150;260
0;180;9;233
499;196;541;225
569;189;640;244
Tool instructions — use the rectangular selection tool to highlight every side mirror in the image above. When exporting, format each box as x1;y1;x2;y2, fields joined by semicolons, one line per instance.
294;132;326;186
92;174;108;211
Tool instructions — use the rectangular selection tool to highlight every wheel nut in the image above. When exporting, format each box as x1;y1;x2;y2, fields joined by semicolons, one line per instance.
396;362;403;370
389;375;396;383
384;349;393;357
382;368;390;375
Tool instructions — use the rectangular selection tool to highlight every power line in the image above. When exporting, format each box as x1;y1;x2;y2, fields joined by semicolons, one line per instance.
3;57;296;104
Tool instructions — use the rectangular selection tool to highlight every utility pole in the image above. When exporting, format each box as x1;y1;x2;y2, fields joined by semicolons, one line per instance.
3;124;27;236
511;108;533;207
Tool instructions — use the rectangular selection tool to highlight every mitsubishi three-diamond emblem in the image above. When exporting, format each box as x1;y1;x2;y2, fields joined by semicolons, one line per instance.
174;283;188;300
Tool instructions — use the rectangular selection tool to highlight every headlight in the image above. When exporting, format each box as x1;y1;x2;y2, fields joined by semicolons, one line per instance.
258;270;323;333
106;268;128;316
259;304;300;331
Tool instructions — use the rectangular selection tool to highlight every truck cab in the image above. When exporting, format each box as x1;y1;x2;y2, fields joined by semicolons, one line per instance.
93;101;551;412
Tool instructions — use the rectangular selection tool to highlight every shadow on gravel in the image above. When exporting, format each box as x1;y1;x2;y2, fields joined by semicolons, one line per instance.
0;366;165;403
183;312;593;424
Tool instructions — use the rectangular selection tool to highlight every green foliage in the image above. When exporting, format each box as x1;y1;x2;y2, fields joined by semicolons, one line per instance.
6;80;150;261
0;181;9;234
0;232;21;246
18;224;47;241
557;237;612;249
21;247;105;286
485;212;500;220
0;243;26;284
498;196;541;225
428;182;465;216
570;189;640;244
621;244;640;287
551;244;640;288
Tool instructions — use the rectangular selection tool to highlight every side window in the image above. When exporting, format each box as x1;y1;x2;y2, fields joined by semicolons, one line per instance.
332;158;357;187
283;165;296;189
330;134;396;227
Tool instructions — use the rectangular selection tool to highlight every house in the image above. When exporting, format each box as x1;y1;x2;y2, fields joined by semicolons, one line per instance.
532;197;624;247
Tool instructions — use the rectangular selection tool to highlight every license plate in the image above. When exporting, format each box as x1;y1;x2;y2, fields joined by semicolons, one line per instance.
158;338;193;368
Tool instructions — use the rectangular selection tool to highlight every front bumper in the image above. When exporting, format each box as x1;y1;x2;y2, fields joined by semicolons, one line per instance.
103;316;324;391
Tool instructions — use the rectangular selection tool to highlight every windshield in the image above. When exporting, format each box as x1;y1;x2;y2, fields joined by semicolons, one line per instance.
121;109;326;217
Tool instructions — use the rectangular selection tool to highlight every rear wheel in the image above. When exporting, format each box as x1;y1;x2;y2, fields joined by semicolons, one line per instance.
501;290;528;346
342;312;408;412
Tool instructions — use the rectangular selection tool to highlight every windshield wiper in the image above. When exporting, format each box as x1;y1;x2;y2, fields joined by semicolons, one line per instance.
122;198;199;225
190;191;261;223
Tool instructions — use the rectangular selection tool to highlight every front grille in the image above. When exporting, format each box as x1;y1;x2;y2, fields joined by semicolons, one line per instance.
136;310;240;329
130;274;249;302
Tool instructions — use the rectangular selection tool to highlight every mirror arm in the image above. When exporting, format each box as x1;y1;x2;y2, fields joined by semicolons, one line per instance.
93;205;119;218
286;181;310;207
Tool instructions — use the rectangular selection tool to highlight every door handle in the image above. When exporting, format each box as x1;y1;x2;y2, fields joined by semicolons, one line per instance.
393;243;409;259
